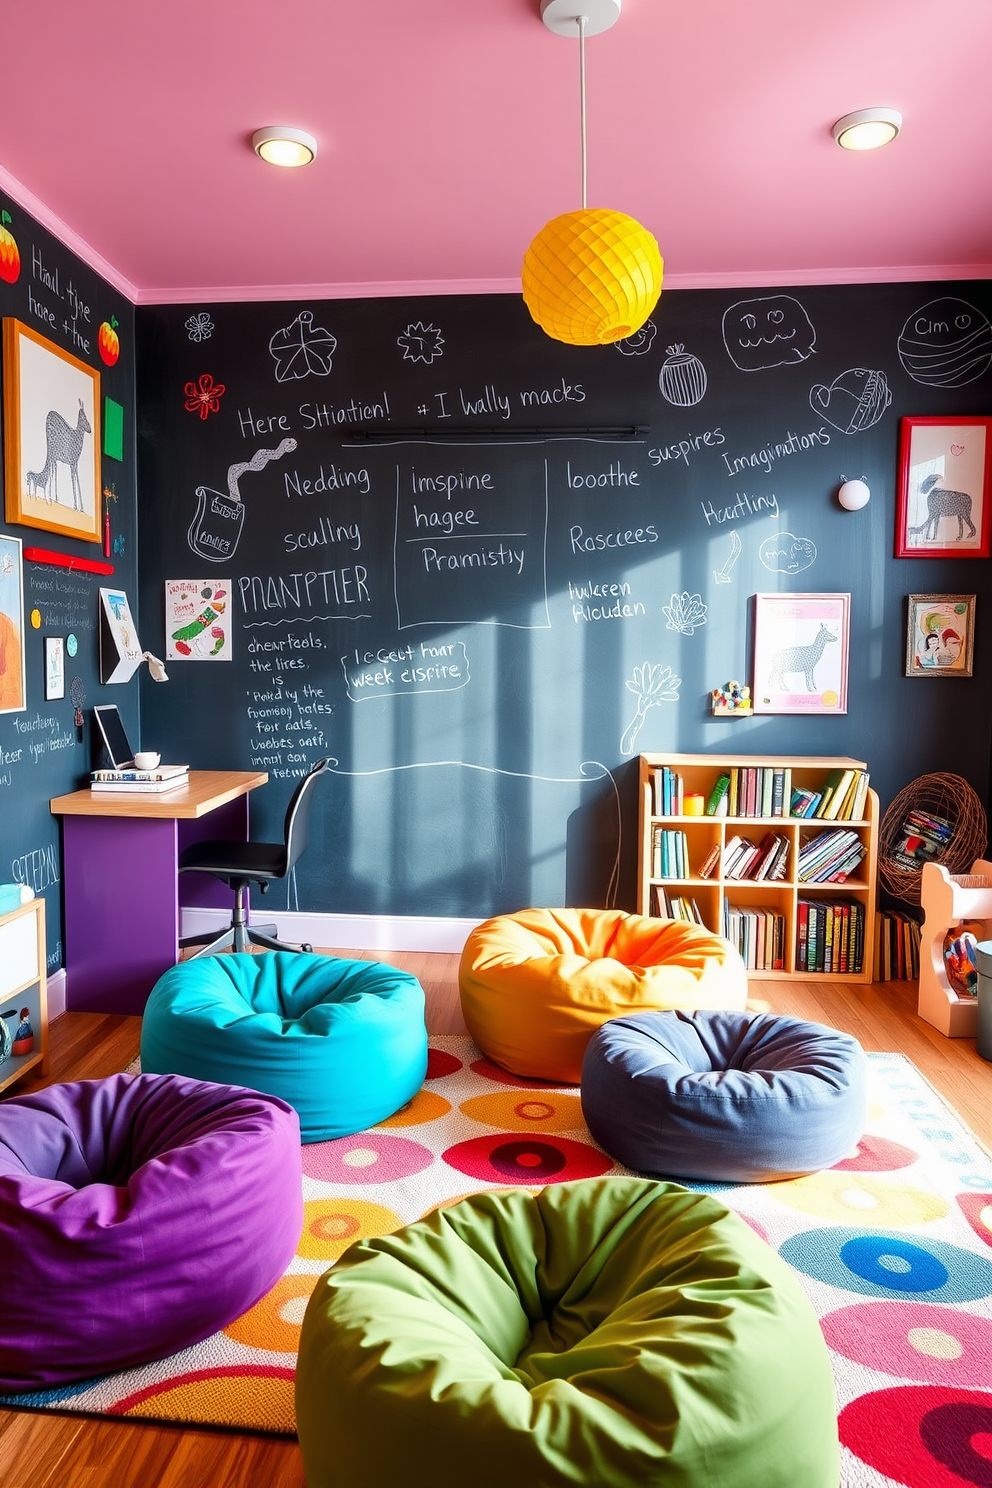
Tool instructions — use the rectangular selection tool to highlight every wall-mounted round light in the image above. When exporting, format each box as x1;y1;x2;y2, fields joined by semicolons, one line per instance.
252;127;317;168
838;476;871;511
832;108;902;151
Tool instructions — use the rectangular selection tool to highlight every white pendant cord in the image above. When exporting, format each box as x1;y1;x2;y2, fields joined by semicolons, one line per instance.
577;14;588;209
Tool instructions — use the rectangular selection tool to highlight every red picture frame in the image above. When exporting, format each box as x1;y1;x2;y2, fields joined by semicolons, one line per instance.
895;416;992;559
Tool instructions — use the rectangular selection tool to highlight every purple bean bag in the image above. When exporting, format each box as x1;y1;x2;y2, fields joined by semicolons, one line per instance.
0;1072;303;1394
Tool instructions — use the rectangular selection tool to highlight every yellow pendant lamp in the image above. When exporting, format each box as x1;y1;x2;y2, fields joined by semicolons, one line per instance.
523;0;662;347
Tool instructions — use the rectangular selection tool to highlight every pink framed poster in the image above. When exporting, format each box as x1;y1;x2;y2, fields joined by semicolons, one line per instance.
895;416;992;559
752;592;850;715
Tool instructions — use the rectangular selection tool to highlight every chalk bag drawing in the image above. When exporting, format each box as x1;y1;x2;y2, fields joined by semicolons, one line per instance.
185;312;215;343
722;295;816;371
187;438;297;564
620;663;681;755
809;368;891;433
659;346;708;407
269;311;337;381
759;532;817;575
397;322;444;364
183;374;225;420
663;592;708;635
614;319;657;356
897;297;992;388
713;530;742;584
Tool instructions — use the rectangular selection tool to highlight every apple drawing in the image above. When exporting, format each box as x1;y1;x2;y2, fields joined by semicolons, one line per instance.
98;317;120;366
0;211;20;284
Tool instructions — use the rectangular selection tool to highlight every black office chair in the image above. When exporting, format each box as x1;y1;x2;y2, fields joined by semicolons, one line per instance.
178;758;329;957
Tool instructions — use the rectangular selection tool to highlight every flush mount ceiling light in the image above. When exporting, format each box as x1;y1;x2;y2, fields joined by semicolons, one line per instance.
252;126;318;168
832;108;902;152
521;0;663;347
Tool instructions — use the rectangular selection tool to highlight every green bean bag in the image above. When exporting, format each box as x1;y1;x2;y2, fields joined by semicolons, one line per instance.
296;1178;839;1488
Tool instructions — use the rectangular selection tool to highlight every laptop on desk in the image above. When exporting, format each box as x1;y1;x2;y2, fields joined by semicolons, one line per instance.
92;704;189;778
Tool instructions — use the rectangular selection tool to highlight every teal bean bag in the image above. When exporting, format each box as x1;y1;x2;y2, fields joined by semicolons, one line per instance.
141;952;427;1142
296;1178;840;1488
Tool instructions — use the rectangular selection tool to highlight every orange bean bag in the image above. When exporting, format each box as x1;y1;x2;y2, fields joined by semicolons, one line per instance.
459;908;748;1084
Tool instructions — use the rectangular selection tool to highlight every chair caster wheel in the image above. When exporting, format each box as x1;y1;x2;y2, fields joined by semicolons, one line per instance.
302;943;314;953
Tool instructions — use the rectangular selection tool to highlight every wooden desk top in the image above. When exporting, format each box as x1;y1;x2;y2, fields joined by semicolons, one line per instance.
50;769;269;820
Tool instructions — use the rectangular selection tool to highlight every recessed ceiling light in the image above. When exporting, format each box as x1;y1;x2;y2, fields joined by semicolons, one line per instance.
832;108;902;151
252;127;317;168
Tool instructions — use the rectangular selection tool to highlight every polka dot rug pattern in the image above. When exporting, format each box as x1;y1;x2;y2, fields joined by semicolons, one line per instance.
5;1039;992;1488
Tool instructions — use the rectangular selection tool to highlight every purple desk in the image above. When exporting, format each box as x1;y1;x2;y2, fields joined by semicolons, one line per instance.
51;770;268;1014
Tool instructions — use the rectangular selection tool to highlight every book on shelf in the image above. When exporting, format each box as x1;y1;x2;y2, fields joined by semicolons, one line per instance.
697;843;722;880
760;770;774;818
890;809;954;871
819;768;858;821
90;772;189;794
789;786;823;818
705;773;731;816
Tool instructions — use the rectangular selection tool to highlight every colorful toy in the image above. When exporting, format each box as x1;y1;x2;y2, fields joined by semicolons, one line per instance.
711;680;752;716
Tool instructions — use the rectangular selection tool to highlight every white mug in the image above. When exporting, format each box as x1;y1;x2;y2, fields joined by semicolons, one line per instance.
134;751;161;771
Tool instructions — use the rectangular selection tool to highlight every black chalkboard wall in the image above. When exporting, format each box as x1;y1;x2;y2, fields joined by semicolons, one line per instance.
136;283;992;921
0;192;138;971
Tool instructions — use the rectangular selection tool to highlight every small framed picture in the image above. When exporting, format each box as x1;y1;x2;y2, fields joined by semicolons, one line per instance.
905;594;975;678
752;592;850;715
44;635;65;700
895;416;992;558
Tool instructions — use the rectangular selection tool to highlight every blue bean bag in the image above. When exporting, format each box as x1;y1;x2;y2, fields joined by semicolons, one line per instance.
581;1008;866;1183
141;952;427;1142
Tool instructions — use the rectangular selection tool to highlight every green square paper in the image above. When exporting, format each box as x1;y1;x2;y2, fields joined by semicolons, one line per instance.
103;397;124;460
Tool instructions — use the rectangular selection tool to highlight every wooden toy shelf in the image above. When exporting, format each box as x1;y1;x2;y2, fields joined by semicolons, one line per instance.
0;897;49;1096
637;754;878;983
918;859;992;1037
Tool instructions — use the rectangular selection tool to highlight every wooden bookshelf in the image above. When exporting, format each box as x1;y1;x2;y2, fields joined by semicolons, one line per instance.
0;897;49;1095
637;754;878;983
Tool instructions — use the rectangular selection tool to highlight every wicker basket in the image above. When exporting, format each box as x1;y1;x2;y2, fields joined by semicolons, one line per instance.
878;772;988;906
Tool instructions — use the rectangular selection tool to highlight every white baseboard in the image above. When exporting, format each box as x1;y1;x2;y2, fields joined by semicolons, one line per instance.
179;908;481;955
47;967;67;1021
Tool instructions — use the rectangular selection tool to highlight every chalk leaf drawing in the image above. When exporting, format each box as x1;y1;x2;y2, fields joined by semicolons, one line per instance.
759;532;817;575
663;592;708;635
614;319;657;356
620;662;681;755
723;295;816;372
269;311;338;382
397;322;444;364
713;530;742;584
659;345;708;407
809;368;891;433
185;312;215;343
897;297;992;388
183;374;226;420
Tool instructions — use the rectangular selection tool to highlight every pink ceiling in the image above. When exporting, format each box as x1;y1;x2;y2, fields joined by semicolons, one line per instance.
1;0;990;304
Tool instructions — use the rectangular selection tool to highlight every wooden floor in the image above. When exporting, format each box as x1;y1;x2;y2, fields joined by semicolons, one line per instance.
2;952;991;1487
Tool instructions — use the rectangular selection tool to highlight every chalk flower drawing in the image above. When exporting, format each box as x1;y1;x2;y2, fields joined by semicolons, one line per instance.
620;662;681;755
185;312;215;343
183;373;226;420
269;311;338;381
663;591;708;635
397;322;444;364
615;319;657;356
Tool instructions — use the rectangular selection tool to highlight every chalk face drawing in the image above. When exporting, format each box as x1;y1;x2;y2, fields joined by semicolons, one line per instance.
897;298;992;388
615;319;657;356
663;592;708;635
397;323;444;364
759;531;817;574
713;530;742;584
187;439;297;563
723;295;816;371
620;662;680;755
269;311;338;381
810;368;891;433
659;345;707;407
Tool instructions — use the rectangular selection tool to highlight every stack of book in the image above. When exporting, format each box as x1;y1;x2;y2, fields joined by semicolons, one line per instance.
796;899;865;974
723;903;786;971
722;831;790;882
797;828;866;884
90;767;189;794
651;766;684;816
873;910;921;982
652;886;706;924
789;768;870;822
651;827;689;878
706;767;792;819
890;809;955;871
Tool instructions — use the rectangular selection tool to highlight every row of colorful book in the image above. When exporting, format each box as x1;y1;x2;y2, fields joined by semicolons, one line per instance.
796;899;865;975
889;809;955;872
722;904;786;972
651;828;689;879
789;768;871;823
796;828;867;884
651;767;685;817
651;886;706;924
873;910;921;982
704;768;791;818
718;832;790;883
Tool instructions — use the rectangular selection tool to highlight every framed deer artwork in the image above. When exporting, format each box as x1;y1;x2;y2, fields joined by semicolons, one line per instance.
2;319;102;543
751;592;850;715
895;416;992;559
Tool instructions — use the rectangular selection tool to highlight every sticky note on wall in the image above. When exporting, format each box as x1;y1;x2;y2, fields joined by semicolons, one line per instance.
104;396;124;460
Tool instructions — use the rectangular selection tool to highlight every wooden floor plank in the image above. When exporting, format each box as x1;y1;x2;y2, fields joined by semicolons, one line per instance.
3;949;992;1484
